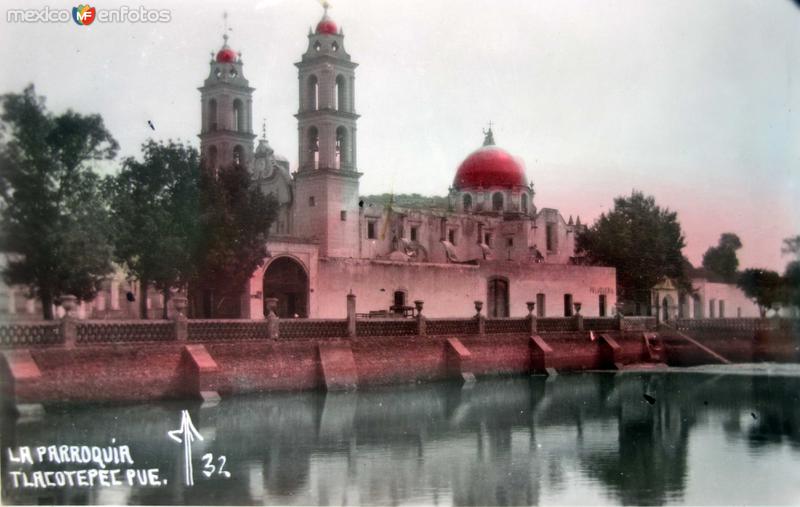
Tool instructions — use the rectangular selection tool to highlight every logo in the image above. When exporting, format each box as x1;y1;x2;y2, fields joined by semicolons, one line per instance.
72;4;96;25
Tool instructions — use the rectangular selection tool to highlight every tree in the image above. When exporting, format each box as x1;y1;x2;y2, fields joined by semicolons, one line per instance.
737;268;783;316
0;85;117;319
106;141;199;319
191;163;276;318
576;191;689;308
701;233;742;283
781;235;800;311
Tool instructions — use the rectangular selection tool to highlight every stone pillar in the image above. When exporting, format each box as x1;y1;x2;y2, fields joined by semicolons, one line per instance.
474;300;485;336
172;296;188;342
61;295;78;349
616;303;624;331
347;292;357;338
415;300;426;337
526;301;537;334
573;302;583;331
265;298;279;340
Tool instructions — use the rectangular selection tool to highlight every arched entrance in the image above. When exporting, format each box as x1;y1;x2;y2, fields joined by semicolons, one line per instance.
487;277;509;318
263;257;309;318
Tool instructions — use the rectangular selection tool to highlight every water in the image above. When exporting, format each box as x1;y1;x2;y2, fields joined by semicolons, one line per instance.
3;367;800;505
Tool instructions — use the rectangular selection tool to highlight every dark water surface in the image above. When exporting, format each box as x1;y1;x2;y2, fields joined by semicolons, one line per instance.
3;367;800;505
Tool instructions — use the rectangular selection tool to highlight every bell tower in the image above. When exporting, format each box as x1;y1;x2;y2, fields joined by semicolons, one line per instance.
199;14;256;173
293;4;361;258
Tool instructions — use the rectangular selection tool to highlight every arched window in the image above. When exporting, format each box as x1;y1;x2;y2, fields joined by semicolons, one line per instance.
208;99;218;131
233;99;244;132
492;192;504;211
521;193;528;213
207;145;218;171
233;145;244;167
307;75;319;111
335;75;346;111
335;126;347;169
308;127;319;169
463;194;472;211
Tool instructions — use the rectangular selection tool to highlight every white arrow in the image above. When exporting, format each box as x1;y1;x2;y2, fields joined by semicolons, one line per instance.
167;410;204;486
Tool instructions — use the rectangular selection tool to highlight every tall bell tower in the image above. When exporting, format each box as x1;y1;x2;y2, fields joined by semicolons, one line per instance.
199;15;256;173
293;4;361;258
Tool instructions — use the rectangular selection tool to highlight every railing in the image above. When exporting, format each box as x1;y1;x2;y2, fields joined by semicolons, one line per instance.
76;320;175;344
427;318;479;336
485;318;529;334
356;318;417;337
0;322;63;347
1;315;791;349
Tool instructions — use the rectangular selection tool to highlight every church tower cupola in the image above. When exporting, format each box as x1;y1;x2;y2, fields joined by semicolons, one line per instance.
199;13;256;174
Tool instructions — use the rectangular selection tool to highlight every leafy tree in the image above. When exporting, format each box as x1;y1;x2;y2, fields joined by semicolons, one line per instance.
106;141;199;319
783;261;800;311
191;163;276;318
737;268;783;316
701;233;742;283
576;191;689;307
782;235;800;260
0;85;117;319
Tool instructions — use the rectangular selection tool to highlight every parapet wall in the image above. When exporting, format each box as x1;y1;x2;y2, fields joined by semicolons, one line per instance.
0;317;797;406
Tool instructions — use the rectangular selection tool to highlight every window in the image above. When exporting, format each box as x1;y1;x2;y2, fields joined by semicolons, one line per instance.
331;41;339;52
335;126;347;169
208;99;218;131
564;294;573;317
308;127;319;169
463;194;472;211
410;226;418;242
485;233;492;247
207;145;218;171
307;75;319;110
340;210;347;221
393;290;406;313
313;40;321;52
367;221;376;239
492;192;504;211
233;145;244;166
536;293;545;317
546;223;557;252
309;196;315;207
448;229;456;245
737;307;742;318
487;277;510;318
693;294;702;318
709;299;716;318
506;237;514;247
335;75;346;111
599;294;607;317
233;99;244;131
521;193;529;213
719;300;725;318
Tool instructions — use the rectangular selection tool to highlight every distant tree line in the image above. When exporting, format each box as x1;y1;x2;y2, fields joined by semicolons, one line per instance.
0;85;276;320
576;191;799;316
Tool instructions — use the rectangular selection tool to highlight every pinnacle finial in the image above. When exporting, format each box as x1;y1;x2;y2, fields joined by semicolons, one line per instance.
482;121;495;146
261;119;267;140
222;11;231;46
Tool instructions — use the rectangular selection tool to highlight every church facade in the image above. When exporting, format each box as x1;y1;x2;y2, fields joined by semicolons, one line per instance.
200;8;618;320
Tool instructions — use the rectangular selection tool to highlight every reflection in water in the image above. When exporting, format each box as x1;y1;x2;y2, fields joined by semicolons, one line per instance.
3;370;800;505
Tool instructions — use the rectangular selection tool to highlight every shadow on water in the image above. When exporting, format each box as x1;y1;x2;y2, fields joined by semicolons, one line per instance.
3;370;800;505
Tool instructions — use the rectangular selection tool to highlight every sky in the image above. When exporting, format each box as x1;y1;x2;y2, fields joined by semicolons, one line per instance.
1;0;798;271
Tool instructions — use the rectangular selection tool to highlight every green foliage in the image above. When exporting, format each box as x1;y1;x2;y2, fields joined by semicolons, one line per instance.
0;85;117;319
701;232;742;283
782;235;800;260
362;193;450;210
783;261;800;310
191;164;277;317
576;190;689;304
106;140;199;318
737;268;783;315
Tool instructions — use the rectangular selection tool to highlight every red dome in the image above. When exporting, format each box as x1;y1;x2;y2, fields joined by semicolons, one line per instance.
316;18;338;35
453;146;527;190
216;47;237;63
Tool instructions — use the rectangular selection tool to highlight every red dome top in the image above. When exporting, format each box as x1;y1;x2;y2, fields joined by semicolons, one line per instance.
316;17;338;35
216;47;237;63
453;145;527;190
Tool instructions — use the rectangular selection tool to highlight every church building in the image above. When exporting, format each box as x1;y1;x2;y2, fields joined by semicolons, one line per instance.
198;7;618;319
